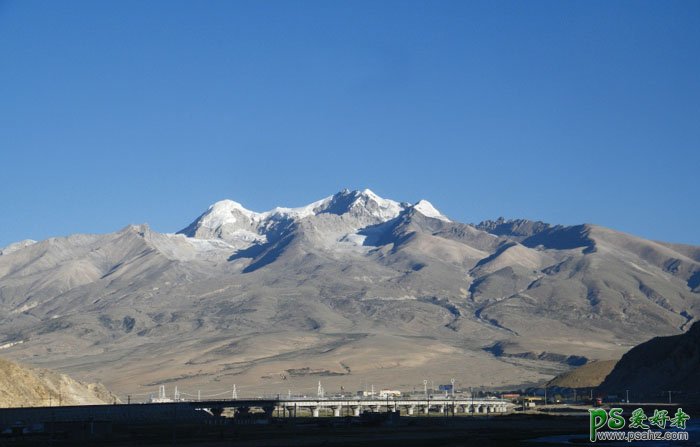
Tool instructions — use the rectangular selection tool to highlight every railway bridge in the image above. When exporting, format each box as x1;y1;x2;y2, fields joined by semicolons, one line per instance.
273;397;510;417
0;397;511;428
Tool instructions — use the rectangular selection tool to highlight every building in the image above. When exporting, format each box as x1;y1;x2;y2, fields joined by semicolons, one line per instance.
378;390;401;398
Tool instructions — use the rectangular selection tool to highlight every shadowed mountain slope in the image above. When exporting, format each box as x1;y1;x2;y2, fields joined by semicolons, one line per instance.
600;321;700;397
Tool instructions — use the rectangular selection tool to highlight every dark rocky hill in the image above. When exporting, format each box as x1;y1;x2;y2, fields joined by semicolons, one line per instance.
600;321;700;399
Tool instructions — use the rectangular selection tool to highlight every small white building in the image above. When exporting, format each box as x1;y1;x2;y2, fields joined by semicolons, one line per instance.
378;389;402;398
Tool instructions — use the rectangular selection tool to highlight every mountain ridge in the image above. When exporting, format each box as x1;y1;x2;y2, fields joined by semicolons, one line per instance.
0;189;697;396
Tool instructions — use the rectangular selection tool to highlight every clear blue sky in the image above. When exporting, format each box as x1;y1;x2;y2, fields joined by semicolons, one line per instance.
1;0;698;247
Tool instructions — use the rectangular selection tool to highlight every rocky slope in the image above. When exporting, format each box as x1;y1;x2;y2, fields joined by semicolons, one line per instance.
600;321;700;398
0;189;698;397
0;357;116;408
547;360;618;389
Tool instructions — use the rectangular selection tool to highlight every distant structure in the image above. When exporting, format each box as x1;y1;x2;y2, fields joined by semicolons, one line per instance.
379;389;402;398
148;385;174;403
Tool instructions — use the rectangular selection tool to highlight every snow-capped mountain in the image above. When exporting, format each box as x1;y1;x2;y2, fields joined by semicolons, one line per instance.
179;189;447;250
0;189;698;398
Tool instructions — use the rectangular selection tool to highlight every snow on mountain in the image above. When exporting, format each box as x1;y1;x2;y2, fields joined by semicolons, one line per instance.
0;239;37;256
178;189;422;248
412;199;450;222
200;200;260;226
339;188;404;221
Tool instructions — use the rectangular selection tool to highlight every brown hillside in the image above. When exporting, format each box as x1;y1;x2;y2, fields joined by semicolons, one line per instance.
0;357;117;408
547;360;618;388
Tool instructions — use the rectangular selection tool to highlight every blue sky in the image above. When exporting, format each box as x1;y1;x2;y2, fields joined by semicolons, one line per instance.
1;0;698;247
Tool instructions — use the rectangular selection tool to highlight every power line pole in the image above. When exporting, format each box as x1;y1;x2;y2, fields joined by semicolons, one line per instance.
626;390;629;404
544;386;547;407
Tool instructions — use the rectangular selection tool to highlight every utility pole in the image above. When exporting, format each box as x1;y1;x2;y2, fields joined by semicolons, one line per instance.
626;390;630;404
668;391;672;404
423;380;428;398
544;386;547;407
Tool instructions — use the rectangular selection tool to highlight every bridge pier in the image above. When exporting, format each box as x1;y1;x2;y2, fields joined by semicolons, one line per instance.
285;406;295;417
423;405;430;415
351;406;361;417
332;406;342;417
262;405;275;418
406;405;415;416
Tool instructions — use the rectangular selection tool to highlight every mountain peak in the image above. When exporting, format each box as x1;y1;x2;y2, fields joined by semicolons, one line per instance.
412;199;450;222
338;189;403;221
179;189;447;245
208;199;260;221
359;188;379;199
